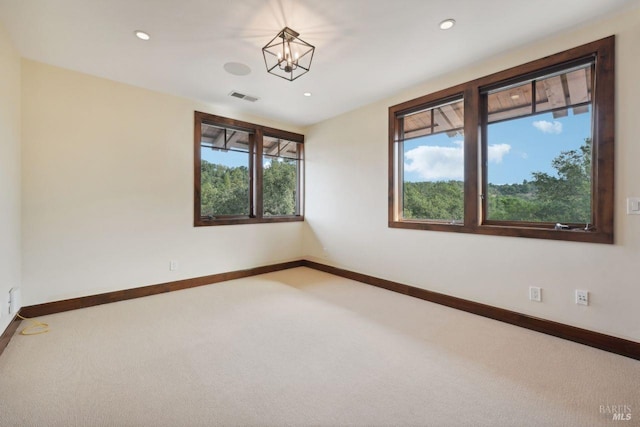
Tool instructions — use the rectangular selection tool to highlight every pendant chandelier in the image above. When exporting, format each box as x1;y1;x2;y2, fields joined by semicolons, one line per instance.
262;27;315;81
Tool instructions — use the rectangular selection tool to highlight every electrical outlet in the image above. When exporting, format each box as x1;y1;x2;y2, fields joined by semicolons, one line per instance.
169;260;178;271
576;289;589;306
529;286;542;302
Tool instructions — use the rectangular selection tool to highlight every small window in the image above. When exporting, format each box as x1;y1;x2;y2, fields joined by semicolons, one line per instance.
397;97;465;223
389;37;614;243
200;124;252;218
195;112;304;226
262;136;303;217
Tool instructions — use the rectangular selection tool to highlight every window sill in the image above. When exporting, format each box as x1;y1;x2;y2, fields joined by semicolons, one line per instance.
389;220;612;244
195;215;304;227
476;223;612;244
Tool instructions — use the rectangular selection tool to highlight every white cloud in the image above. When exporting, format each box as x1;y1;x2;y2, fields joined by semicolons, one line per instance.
404;141;510;181
532;120;563;134
488;143;511;163
404;145;463;180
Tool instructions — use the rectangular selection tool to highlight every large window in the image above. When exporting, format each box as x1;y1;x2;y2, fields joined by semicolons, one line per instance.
389;37;614;243
195;112;304;226
483;63;593;225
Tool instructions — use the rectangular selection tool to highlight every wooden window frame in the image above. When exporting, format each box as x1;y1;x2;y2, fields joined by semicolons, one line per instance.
194;112;304;226
389;36;614;244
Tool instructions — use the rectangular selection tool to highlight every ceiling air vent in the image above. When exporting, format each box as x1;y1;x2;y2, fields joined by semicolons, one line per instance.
229;91;259;102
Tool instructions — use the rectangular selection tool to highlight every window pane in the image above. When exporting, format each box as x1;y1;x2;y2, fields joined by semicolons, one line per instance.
263;136;300;216
200;124;250;217
486;107;592;224
401;98;464;222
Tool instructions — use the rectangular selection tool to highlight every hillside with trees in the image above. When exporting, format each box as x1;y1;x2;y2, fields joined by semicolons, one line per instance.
201;140;591;224
403;140;592;224
201;159;297;217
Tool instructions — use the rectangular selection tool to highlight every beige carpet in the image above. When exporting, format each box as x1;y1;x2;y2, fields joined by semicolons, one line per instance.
0;267;638;426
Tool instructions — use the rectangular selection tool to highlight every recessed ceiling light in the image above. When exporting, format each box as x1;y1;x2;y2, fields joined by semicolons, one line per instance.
303;92;312;97
439;19;456;30
511;94;520;100
134;30;150;41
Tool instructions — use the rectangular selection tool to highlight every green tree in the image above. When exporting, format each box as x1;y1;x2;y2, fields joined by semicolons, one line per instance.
263;159;297;216
487;194;539;221
403;180;463;221
529;139;591;223
200;160;250;217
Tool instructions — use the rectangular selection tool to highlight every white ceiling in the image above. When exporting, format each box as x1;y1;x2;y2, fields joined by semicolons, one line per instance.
1;0;638;127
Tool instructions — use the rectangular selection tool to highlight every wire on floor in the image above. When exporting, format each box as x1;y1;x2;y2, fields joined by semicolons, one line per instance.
17;313;50;335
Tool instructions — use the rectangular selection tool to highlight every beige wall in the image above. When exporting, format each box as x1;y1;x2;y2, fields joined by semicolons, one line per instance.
303;9;640;341
0;23;21;332
21;60;304;306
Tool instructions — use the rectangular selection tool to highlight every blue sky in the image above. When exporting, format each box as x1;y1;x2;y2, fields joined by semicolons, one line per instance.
404;108;592;185
201;148;248;168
